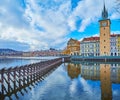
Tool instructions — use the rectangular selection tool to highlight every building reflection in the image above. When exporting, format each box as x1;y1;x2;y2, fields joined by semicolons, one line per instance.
67;63;81;79
81;63;100;80
111;64;120;83
100;64;112;100
78;62;120;100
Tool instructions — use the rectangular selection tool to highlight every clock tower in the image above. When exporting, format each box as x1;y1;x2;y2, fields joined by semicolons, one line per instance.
99;3;111;56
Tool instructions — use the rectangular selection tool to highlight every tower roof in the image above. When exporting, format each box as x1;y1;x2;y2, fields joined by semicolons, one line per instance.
102;2;108;19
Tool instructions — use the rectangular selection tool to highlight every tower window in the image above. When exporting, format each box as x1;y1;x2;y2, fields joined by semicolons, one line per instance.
104;46;106;48
104;40;106;42
104;34;105;36
104;27;105;30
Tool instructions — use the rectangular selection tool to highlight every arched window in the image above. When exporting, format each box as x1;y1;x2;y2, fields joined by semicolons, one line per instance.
111;53;113;56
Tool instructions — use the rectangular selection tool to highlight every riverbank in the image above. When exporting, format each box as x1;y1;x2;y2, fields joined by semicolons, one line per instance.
0;56;60;60
71;56;120;62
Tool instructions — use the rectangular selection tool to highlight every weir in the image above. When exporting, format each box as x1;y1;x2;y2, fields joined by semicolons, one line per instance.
0;57;70;100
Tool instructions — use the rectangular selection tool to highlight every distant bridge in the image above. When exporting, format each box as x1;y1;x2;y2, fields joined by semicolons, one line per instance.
0;57;70;100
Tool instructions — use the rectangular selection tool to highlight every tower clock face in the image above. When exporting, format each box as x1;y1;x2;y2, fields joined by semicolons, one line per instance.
102;22;107;27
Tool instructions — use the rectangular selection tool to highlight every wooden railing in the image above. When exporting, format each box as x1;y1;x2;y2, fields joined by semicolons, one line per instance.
0;58;64;100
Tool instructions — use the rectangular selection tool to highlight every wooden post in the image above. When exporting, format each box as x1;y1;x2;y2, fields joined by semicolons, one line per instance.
13;68;16;90
19;67;21;87
8;71;10;93
27;66;29;84
30;66;32;82
1;68;5;94
33;66;35;82
23;67;26;85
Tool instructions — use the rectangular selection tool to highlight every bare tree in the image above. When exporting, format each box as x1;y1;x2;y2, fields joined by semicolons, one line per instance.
115;0;120;13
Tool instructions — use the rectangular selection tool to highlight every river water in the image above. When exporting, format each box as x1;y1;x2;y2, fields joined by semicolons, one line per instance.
0;58;120;100
0;57;58;69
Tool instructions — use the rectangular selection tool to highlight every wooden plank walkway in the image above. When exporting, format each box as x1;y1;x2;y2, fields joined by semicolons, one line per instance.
0;57;70;100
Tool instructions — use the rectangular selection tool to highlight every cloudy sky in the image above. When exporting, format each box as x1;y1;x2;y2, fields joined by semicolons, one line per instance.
0;0;120;51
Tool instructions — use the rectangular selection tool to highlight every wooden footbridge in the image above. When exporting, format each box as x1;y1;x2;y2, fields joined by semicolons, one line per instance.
0;57;70;100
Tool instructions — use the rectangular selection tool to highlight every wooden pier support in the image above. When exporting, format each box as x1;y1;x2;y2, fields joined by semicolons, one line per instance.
0;57;69;100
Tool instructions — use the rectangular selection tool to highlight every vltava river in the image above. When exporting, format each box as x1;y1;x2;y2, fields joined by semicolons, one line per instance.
0;59;120;100
0;57;58;69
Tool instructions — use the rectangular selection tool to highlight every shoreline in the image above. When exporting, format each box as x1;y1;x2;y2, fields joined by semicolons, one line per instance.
71;55;120;62
0;56;60;60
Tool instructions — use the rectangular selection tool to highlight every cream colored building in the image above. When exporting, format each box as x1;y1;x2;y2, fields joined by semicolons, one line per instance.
80;37;100;56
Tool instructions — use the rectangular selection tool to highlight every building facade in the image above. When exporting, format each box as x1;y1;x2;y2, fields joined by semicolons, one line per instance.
117;34;120;56
80;37;100;56
99;4;111;56
80;35;120;57
62;38;80;55
110;34;117;56
63;4;120;57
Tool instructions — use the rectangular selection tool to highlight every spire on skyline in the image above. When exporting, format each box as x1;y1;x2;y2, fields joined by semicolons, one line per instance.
102;0;108;19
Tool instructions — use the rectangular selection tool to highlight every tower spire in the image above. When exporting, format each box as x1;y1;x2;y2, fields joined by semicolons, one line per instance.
102;0;108;19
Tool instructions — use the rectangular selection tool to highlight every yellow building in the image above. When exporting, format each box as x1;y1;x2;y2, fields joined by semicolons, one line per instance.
99;4;111;56
62;38;80;55
117;34;120;56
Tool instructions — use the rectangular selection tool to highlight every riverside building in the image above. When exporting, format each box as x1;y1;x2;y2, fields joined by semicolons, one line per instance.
62;38;80;55
63;3;119;57
80;37;100;56
110;34;117;56
117;34;120;56
80;34;119;57
99;4;111;56
80;4;119;57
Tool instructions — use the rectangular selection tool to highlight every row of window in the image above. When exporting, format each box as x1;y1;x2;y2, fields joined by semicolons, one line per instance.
81;53;100;56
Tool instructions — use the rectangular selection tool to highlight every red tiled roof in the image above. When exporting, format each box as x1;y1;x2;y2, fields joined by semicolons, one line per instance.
111;34;117;37
111;34;120;37
82;37;100;42
68;38;80;43
117;34;120;36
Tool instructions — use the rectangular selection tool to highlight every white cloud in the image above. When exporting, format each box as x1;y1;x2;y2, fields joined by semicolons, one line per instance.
111;31;120;34
79;77;100;100
79;18;91;32
110;12;120;19
0;0;71;50
69;80;77;95
0;0;119;50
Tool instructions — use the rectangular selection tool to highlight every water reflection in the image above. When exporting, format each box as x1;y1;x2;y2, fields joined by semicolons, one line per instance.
0;58;41;69
100;64;112;100
0;59;61;100
67;63;81;79
81;63;100;80
66;62;120;100
0;61;120;100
